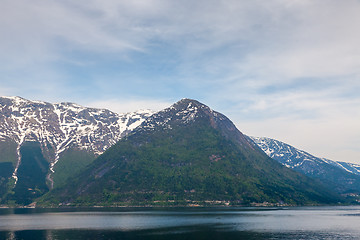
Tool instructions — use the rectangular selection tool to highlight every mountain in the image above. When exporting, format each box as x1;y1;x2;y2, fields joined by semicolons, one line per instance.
40;99;341;207
0;96;153;205
250;137;360;197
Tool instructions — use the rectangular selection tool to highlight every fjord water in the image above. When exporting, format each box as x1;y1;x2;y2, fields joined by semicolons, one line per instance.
1;206;360;239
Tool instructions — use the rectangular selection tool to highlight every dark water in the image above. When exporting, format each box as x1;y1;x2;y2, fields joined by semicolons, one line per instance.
1;206;360;239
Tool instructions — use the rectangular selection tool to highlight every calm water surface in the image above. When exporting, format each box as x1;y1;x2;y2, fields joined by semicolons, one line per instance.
0;206;360;239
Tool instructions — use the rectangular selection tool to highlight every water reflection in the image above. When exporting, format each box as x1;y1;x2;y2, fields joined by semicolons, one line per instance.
1;206;360;239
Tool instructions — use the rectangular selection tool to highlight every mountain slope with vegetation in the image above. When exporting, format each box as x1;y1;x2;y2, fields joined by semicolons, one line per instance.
40;99;341;206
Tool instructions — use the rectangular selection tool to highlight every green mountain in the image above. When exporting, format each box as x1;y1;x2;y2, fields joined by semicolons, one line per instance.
40;99;341;206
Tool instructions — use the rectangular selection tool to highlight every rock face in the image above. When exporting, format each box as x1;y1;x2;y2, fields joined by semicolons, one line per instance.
250;136;360;196
0;96;153;204
40;99;341;207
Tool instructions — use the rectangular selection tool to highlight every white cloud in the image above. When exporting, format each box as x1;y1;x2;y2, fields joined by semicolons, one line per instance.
2;0;360;83
233;1;360;83
239;114;360;164
229;91;360;163
1;0;359;163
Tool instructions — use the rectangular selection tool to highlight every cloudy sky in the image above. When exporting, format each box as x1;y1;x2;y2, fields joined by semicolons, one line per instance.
1;0;359;163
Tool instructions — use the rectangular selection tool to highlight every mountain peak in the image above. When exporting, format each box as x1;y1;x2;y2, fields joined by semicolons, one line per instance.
136;99;217;133
175;98;202;105
133;99;255;151
1;96;28;105
171;98;210;112
1;96;26;101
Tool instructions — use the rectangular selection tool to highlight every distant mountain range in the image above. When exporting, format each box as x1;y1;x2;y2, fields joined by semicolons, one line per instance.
250;137;360;196
0;96;357;206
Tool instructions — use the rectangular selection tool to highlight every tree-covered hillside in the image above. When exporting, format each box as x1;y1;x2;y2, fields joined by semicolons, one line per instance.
40;99;341;206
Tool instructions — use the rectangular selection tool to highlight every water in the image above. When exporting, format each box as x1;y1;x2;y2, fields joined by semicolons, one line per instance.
1;206;360;239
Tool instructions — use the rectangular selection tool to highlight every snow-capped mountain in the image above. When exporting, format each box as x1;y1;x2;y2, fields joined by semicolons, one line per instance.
0;96;357;205
250;136;360;194
250;136;360;175
326;160;360;176
41;98;341;207
0;96;154;186
134;98;254;149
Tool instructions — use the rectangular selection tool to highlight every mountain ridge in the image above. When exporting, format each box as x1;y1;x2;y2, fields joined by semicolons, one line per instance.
39;99;341;206
250;136;360;197
250;136;360;175
0;96;349;206
0;96;154;204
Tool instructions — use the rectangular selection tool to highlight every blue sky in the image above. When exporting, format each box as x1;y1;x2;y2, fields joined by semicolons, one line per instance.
1;0;359;163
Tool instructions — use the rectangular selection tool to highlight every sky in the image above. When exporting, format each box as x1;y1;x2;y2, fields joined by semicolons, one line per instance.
1;0;359;163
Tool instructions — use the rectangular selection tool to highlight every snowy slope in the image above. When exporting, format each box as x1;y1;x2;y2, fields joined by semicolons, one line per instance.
250;136;360;175
0;96;154;183
249;136;360;194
